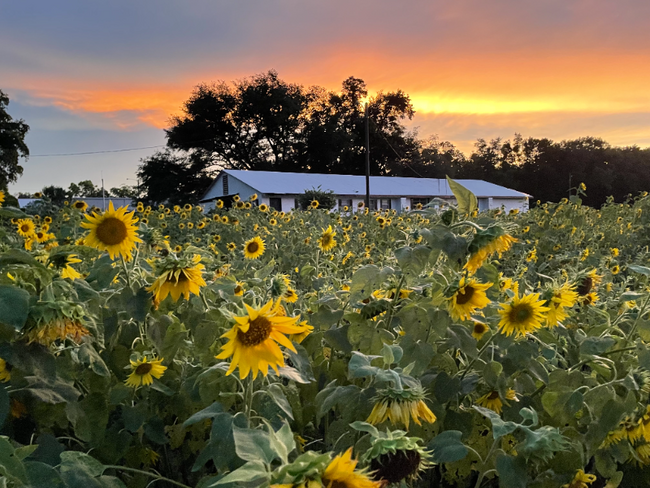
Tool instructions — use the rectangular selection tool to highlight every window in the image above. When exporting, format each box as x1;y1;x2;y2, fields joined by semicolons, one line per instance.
411;197;430;208
222;174;229;195
369;199;378;210
379;199;391;210
478;198;489;212
338;199;352;211
269;197;282;211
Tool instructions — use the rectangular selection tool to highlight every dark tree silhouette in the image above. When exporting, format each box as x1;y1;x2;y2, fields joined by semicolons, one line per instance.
0;90;29;189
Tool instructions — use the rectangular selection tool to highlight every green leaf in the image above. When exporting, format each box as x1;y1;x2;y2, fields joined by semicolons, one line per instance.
184;401;224;427
473;406;518;439
350;265;380;301
428;431;468;463
0;285;30;331
496;454;527;488
446;176;478;215
73;343;111;377
232;424;279;465
619;291;644;302
0;207;27;219
24;461;66;488
580;337;616;355
266;384;294;420
0;386;8;427
214;461;268;486
348;352;380;378
350;421;380;438
628;265;650;276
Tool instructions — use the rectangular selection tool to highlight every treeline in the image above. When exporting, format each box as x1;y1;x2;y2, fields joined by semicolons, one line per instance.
135;70;650;208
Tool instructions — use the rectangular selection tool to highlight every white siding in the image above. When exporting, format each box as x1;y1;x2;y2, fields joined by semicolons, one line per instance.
490;198;529;212
202;174;258;201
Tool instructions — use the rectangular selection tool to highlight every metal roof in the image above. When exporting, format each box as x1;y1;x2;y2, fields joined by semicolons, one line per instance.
216;170;530;198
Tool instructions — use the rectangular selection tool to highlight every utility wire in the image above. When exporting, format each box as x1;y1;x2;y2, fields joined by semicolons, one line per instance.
30;145;166;157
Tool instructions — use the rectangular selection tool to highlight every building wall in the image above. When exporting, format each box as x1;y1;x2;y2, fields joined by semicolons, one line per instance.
489;198;529;212
202;174;259;202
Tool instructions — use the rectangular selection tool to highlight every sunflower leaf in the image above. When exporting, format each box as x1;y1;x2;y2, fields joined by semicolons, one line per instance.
446;176;478;215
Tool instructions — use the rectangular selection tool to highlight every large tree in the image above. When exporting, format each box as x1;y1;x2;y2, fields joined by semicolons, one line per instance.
0;90;29;189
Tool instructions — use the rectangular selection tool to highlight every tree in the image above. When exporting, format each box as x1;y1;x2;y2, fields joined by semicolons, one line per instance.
0;90;29;189
67;180;103;198
110;185;139;199
41;185;67;205
137;150;214;205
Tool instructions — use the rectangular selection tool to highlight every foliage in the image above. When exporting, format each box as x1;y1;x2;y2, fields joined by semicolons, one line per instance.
0;90;29;189
3;182;650;487
296;186;337;211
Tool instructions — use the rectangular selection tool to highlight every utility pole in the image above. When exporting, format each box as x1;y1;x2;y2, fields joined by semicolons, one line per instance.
569;173;572;197
365;102;370;209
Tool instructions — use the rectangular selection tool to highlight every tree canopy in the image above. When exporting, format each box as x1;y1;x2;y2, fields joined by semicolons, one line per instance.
0;90;29;189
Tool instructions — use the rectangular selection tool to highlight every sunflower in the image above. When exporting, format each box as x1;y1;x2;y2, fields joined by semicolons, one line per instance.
227;242;236;251
259;203;269;212
269;218;277;226
310;200;319;209
317;225;337;252
72;200;88;212
0;191;4;206
465;229;518;274
367;386;436;429
215;299;311;379
471;321;489;340
81;201;142;260
243;236;265;259
147;255;206;307
26;303;90;345
15;219;35;237
125;357;167;388
234;282;244;296
0;358;10;382
178;223;185;230
498;293;549;337
322;448;381;488
545;282;578;327
364;430;432;486
576;270;602;296
216;199;224;209
476;389;518;414
448;277;492;321
611;264;620;275
283;288;298;303
60;254;82;280
561;469;597;488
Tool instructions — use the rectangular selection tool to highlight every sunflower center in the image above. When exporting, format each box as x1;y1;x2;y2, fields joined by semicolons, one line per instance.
135;363;153;375
237;316;272;346
371;449;422;484
509;304;532;324
577;277;593;296
96;217;128;245
456;286;475;305
488;391;499;400
21;224;30;232
474;323;487;334
247;241;259;254
322;235;332;246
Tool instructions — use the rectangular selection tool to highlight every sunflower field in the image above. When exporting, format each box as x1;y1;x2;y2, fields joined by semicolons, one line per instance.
3;181;650;488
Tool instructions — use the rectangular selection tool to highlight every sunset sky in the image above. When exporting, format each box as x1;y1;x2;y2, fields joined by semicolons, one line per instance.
2;0;650;193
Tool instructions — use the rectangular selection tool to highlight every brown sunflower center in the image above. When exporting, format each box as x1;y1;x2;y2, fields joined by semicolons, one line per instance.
247;241;260;254
237;316;272;346
74;202;85;209
509;304;532;324
20;224;31;232
96;217;128;245
135;363;153;375
577;277;593;296
474;323;487;334
371;449;422;484
321;235;333;246
456;286;475;305
488;391;500;400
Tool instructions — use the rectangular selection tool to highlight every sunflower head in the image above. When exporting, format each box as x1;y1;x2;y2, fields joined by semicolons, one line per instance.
448;277;492;321
25;300;90;345
147;254;206;307
80;202;142;260
367;386;436;429
243;236;265;259
125;356;167;388
498;293;549;337
317;225;337;252
322;448;381;488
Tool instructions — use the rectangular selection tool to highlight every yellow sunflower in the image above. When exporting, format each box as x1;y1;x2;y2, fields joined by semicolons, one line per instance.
60;254;82;280
366;387;436;429
72;200;88;212
465;232;518;274
283;288;298;303
498;293;549;337
322;448;381;488
476;389;518;414
147;255;206;307
545;282;578;327
0;358;10;382
471;321;490;340
125;357;167;388
16;219;35;237
81;201;142;260
227;242;236;251
258;203;269;212
317;225;337;252
448;277;492;321
310;200;319;209
561;469;597;488
0;190;4;206
243;236;265;259
215;300;311;379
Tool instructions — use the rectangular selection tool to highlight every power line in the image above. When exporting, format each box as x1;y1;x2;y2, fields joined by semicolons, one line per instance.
30;144;166;157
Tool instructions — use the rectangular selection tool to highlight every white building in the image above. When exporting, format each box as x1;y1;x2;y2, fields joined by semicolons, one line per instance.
200;170;530;213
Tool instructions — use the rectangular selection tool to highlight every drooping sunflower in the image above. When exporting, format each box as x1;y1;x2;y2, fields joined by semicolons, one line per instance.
498;293;549;337
81;201;142;260
243;236;265;260
25;301;90;345
322;448;381;488
15;219;35;238
147;254;206;307
448;277;492;321
367;386;436;429
545;282;578;327
215;300;311;379
561;469;597;488
125;357;167;388
476;388;518;414
60;254;82;280
465;227;518;274
317;225;337;252
363;430;432;486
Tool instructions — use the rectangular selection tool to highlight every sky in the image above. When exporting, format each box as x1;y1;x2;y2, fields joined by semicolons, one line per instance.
2;0;650;194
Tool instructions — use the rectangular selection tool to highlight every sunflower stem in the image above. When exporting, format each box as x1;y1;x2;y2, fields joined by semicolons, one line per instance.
244;378;255;427
384;274;406;331
459;332;497;381
121;255;133;290
104;465;192;488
